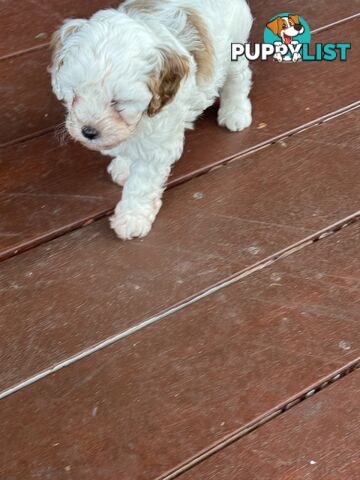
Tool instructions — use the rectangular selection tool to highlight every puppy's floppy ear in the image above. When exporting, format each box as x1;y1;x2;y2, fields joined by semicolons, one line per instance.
50;19;85;71
147;48;190;117
266;17;282;36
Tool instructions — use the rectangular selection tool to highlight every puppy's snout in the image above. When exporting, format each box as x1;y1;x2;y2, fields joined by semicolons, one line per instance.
81;125;99;140
294;23;303;32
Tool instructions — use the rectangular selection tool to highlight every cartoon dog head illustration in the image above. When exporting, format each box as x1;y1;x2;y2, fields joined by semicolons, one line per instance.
266;15;304;44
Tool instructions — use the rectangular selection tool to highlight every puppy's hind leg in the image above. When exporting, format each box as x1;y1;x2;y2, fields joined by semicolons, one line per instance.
218;57;252;132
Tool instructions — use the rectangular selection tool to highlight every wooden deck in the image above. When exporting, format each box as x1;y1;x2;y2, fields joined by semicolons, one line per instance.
0;1;359;479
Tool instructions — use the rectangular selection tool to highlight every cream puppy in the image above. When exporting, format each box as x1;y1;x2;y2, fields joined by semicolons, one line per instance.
50;0;253;240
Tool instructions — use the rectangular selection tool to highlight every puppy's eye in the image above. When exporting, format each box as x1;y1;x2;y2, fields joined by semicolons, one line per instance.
111;100;126;114
282;23;287;28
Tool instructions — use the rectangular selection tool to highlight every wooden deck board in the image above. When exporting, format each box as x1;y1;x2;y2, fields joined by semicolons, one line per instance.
180;371;360;480
0;222;359;479
0;48;64;145
0;109;359;392
0;0;118;59
0;20;359;260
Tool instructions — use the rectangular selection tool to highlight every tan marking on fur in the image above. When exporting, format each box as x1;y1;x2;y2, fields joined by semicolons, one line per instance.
147;49;189;117
124;3;214;85
185;8;215;85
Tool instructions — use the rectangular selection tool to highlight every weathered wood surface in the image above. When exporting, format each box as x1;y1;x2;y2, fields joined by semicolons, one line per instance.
1;109;359;391
1;4;359;479
0;222;359;479
181;371;360;480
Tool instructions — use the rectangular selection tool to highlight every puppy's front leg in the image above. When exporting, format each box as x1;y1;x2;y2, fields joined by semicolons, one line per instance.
110;136;184;240
107;155;132;187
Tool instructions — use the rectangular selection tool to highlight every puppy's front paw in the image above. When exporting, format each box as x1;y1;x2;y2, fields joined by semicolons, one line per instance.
107;157;131;186
218;99;252;132
110;211;153;240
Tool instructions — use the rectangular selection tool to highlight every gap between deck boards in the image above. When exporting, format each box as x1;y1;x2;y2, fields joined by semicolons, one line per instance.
1;211;359;401
310;12;360;34
172;102;360;186
160;359;360;480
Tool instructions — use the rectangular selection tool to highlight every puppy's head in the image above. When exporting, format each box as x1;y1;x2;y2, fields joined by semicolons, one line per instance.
266;15;304;44
50;9;189;151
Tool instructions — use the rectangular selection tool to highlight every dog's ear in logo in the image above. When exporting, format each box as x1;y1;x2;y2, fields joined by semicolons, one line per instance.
147;48;190;117
289;15;300;25
288;15;304;33
266;17;283;36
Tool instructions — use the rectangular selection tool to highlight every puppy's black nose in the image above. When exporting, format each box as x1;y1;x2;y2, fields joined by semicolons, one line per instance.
81;125;99;140
294;23;303;31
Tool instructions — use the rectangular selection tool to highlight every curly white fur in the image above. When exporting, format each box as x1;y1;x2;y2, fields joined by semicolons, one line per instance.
50;0;253;240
